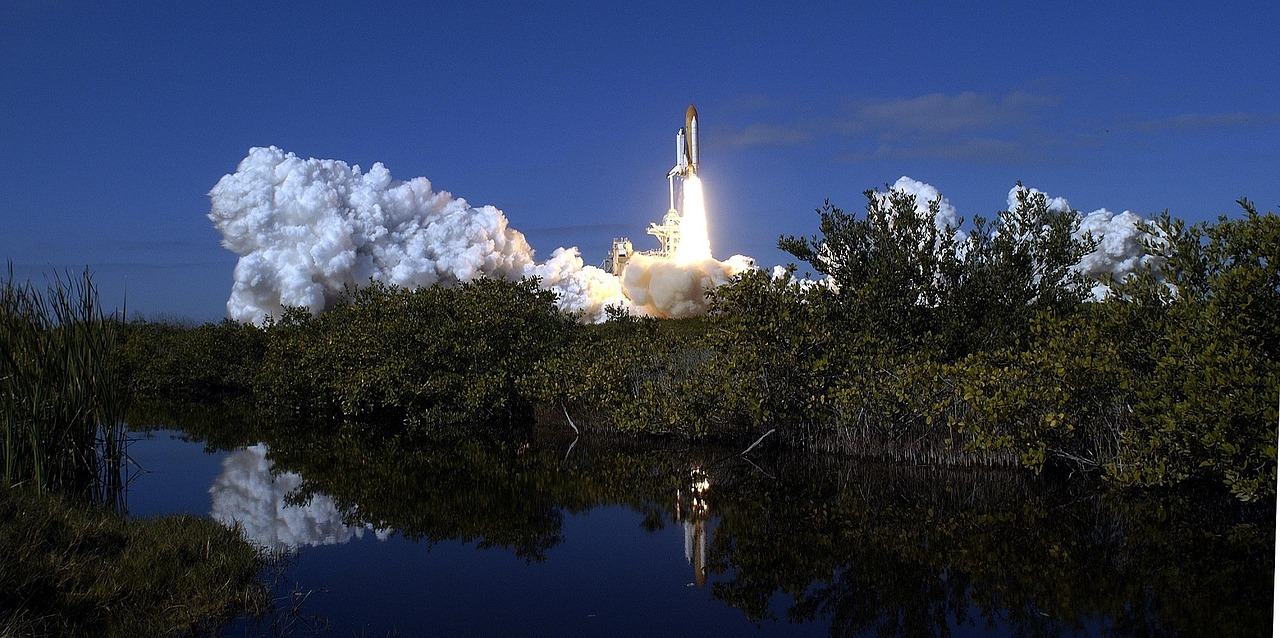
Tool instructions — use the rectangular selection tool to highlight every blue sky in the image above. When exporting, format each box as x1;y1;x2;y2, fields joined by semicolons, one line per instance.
3;1;1277;322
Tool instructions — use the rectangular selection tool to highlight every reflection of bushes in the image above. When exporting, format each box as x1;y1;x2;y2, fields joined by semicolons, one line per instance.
705;458;1273;636
237;424;700;562
278;435;569;561
179;418;1273;637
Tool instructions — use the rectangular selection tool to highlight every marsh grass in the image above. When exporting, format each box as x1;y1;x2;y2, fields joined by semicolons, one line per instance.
0;265;129;506
0;484;269;637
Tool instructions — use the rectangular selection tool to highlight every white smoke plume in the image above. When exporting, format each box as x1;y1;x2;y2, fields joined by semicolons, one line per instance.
1006;184;1073;214
210;444;389;551
885;176;962;233
1006;183;1162;298
209;147;744;325
525;246;629;317
620;254;756;318
1076;208;1164;299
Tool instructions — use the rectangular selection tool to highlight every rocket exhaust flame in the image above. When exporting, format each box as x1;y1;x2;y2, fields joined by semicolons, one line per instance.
675;175;712;263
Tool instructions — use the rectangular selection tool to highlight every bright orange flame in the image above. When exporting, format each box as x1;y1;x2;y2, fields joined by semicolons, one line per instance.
675;176;712;263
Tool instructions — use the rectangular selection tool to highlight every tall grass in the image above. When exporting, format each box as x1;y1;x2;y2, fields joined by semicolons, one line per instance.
0;484;270;635
0;264;129;506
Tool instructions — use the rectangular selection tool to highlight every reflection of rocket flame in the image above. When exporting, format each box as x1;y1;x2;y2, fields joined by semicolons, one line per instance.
677;468;711;587
683;518;707;588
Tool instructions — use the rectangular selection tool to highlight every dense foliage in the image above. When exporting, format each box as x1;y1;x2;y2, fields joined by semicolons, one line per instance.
120;319;265;402
252;277;571;433
755;190;1275;499
119;194;1278;500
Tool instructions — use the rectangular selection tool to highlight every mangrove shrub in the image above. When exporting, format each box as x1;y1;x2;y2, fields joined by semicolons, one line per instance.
254;277;571;432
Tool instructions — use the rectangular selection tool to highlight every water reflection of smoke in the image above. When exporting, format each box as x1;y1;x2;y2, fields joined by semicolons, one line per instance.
210;444;389;551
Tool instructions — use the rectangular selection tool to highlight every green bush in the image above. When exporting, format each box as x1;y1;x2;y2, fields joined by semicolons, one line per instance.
778;186;1094;358
1100;202;1280;499
946;311;1130;474
526;311;729;437
779;190;959;348
120;319;266;402
254;278;571;433
703;192;1278;498
704;268;840;434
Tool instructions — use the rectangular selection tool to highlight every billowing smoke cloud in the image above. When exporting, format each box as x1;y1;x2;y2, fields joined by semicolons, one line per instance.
885;176;962;233
209;147;748;324
621;254;755;318
1006;184;1162;299
209;149;1158;325
209;147;632;324
210;444;389;551
1075;209;1163;297
1007;184;1073;215
524;246;628;317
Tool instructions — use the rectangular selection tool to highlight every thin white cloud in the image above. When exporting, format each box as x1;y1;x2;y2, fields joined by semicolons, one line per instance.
1134;111;1280;132
719;90;1279;164
841;136;1033;164
720;122;815;148
837;91;1056;135
720;90;1058;163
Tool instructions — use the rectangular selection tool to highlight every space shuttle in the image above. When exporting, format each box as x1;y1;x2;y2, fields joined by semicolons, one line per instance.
667;104;699;213
668;104;699;179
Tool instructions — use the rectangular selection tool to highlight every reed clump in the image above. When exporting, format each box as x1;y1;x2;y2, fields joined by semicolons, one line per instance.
0;265;129;505
0;484;269;636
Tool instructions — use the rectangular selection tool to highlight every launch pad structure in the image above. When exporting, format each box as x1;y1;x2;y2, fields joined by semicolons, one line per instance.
604;104;700;275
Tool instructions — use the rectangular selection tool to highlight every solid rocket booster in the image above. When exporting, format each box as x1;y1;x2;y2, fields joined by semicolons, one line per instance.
674;128;688;176
668;103;700;179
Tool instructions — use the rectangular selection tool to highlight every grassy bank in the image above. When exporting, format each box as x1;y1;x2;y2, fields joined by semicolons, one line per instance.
1;267;270;636
0;485;269;637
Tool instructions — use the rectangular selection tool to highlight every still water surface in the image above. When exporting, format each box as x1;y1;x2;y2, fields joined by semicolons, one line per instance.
125;426;1273;636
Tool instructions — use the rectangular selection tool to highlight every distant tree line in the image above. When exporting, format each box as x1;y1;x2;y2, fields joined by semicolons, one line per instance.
118;192;1280;500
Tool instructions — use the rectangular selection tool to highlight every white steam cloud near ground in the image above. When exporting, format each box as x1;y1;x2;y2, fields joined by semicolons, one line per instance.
209;148;1156;324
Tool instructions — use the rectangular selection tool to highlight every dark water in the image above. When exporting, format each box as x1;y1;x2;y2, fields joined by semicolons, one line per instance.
125;424;1274;637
